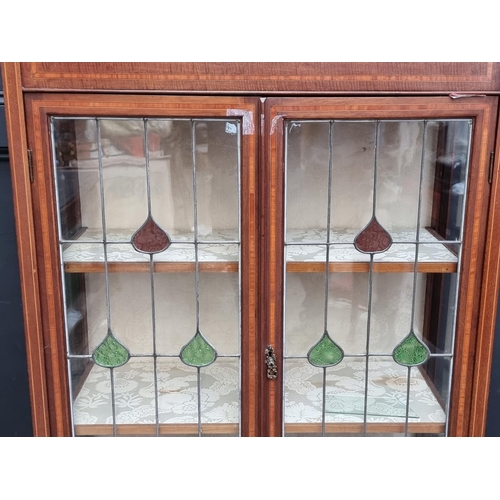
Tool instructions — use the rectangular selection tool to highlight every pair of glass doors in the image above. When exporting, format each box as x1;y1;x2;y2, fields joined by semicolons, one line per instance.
26;94;497;436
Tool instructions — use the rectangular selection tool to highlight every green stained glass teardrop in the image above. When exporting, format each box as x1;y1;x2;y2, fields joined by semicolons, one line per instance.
393;331;430;367
93;331;130;368
307;331;344;367
180;330;217;367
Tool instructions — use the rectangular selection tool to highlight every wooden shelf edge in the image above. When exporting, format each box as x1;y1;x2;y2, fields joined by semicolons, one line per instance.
75;423;240;436
64;262;239;273
287;262;457;273
284;422;445;434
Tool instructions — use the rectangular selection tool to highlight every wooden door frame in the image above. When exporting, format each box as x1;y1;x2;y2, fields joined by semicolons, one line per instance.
12;89;260;436
263;96;499;436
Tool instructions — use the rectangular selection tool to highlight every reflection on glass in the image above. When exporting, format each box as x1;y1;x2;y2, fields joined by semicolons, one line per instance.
53;119;102;240
195;121;239;241
286;120;470;242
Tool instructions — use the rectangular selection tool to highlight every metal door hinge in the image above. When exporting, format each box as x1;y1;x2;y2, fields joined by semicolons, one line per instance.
489;151;495;184
27;149;34;183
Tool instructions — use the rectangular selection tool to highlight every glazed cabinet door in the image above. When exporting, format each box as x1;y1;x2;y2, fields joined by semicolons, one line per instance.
263;97;498;436
25;94;259;436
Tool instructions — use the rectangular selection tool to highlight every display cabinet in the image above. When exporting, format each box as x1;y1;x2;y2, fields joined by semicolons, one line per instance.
3;63;500;437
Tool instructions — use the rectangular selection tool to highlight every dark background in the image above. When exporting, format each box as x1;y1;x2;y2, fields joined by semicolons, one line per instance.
486;298;500;435
0;67;33;436
0;67;499;437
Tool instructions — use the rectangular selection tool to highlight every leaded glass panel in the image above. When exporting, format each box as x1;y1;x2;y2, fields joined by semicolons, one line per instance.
52;116;242;437
284;118;472;437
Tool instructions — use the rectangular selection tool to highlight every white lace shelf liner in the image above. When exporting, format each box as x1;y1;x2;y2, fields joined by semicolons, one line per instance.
73;358;240;436
284;358;446;434
62;228;240;273
63;228;457;274
73;357;445;436
286;228;457;273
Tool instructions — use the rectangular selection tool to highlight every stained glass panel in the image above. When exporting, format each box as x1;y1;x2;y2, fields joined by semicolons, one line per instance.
393;331;430;367
307;331;343;367
92;332;130;368
354;217;392;254
284;118;472;437
180;331;217;367
132;216;171;254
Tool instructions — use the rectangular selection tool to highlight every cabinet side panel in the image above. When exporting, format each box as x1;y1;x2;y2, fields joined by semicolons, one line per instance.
1;63;50;436
0;99;33;436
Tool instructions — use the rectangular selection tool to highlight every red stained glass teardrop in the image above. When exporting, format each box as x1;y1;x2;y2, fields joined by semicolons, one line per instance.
354;216;392;254
132;216;171;254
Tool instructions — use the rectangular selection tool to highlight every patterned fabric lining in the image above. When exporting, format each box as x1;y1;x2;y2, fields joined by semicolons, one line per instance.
73;358;445;428
63;228;456;265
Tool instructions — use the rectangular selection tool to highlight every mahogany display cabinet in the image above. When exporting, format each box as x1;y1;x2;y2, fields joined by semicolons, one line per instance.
3;62;500;437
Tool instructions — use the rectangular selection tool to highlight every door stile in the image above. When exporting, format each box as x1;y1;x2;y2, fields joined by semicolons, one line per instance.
240;99;260;436
448;98;498;435
468;100;500;435
25;93;72;436
260;99;285;436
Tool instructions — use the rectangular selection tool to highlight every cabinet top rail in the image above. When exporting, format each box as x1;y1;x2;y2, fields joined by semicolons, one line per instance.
18;62;500;94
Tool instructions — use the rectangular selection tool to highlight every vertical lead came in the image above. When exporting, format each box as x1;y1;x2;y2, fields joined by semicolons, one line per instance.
391;121;431;437
305;121;344;437
179;120;218;437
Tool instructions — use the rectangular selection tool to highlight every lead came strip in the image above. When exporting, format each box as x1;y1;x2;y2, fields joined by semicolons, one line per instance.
391;121;431;437
351;121;393;436
179;120;218;437
93;119;131;437
305;121;344;437
129;119;165;436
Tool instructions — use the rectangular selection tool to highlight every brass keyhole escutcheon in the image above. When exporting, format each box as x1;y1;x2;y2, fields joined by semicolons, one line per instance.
265;345;278;380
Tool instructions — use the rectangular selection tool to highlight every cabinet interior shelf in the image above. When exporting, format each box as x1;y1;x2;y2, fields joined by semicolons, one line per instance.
72;357;445;436
63;227;457;274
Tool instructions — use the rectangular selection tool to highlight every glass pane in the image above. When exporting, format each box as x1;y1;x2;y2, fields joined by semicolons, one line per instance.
196;120;239;242
284;118;471;437
53;117;242;437
53;119;102;240
286;122;330;243
375;121;424;237
330;122;376;232
285;272;368;357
